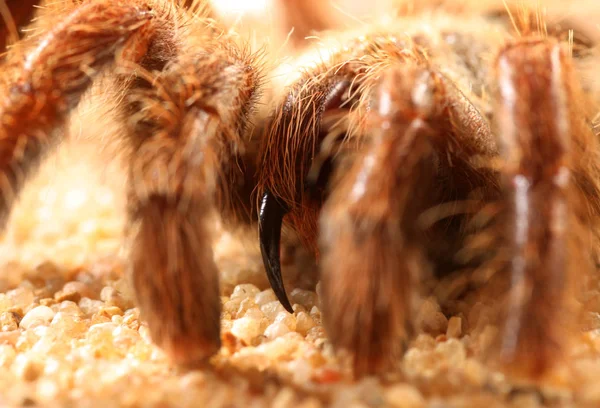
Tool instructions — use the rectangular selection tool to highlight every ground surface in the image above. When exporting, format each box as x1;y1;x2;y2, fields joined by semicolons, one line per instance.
1;136;600;408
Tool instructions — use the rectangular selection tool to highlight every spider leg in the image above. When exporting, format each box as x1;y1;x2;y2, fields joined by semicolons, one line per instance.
124;47;260;365
319;63;497;375
0;0;156;228
493;38;599;380
318;65;433;375
0;0;262;366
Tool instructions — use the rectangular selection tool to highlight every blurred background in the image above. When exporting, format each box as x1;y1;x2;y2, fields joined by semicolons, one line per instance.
2;1;599;53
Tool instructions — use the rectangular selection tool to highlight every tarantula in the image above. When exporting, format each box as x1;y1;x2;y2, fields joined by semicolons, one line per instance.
1;0;599;382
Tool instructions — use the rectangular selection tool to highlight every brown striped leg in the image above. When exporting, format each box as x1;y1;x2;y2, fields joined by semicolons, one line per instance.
318;64;496;375
493;38;597;380
0;1;155;228
124;48;260;365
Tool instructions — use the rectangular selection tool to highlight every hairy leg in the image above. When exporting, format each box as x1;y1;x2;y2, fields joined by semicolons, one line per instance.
318;65;432;374
319;62;497;375
0;0;261;366
123;45;260;365
0;0;156;228
493;38;600;380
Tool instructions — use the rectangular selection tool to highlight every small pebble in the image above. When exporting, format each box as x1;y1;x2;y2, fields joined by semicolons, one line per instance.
258;335;299;360
274;311;296;331
265;322;291;340
231;316;263;345
309;306;321;321
122;310;140;331
296;312;316;335
97;306;123;319
223;299;242;317
305;326;326;343
6;287;34;310
237;298;257;316
254;289;277;306
54;281;93;303
113;326;140;349
20;306;55;329
50;313;87;337
290;289;317;309
385;384;425;408
261;301;288;321
0;330;19;346
244;308;264;320
32;262;62;279
100;286;131;310
417;297;448;334
37;378;60;401
79;298;104;316
230;284;260;301
436;338;466;366
39;298;56;307
1;311;21;331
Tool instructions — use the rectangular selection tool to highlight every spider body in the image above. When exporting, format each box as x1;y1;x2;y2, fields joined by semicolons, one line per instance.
259;8;600;378
1;0;599;383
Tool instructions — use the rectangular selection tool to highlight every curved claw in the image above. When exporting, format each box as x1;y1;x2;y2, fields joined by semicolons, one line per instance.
259;190;294;313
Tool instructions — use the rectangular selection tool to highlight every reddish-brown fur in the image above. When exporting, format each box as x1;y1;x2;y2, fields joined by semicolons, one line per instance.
0;0;262;366
124;44;261;364
258;4;600;379
492;38;600;379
